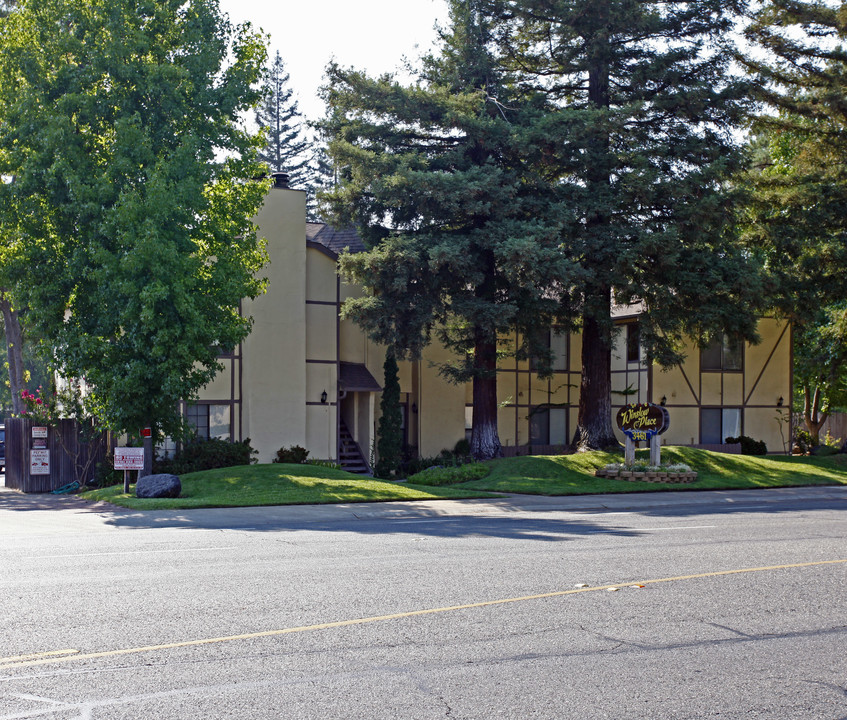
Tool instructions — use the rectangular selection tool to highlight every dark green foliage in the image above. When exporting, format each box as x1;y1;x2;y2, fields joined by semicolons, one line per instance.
306;458;343;470
255;50;334;220
408;462;491;486
255;52;310;180
810;444;840;457
741;2;847;444
402;446;473;476
155;438;258;475
323;0;577;460
794;428;815;454
375;348;403;478
485;0;763;449
725;436;768;456
272;445;310;464
453;438;471;457
93;453;123;489
324;0;762;457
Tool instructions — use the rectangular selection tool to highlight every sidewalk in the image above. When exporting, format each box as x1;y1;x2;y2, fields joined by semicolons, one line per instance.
2;483;846;534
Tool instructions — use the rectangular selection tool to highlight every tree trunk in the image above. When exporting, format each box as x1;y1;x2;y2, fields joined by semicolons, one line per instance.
572;303;618;451
470;333;502;461
0;294;25;415
803;384;827;443
572;7;616;453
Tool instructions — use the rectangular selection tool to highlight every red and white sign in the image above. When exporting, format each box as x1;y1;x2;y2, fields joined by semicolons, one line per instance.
114;447;145;471
32;426;48;439
140;427;152;438
30;449;50;475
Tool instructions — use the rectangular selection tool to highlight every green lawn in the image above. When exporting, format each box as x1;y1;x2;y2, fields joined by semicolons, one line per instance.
80;463;500;510
460;447;847;495
79;448;847;510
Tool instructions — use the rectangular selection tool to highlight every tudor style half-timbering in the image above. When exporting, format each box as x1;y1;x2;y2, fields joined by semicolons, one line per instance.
189;182;792;466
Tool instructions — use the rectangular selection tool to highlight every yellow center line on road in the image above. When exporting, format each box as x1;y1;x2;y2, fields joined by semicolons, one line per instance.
3;558;845;671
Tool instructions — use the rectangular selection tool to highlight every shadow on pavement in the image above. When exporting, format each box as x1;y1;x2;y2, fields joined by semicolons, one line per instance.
1;485;845;541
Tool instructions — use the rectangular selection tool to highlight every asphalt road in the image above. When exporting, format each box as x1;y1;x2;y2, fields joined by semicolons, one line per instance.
0;487;845;719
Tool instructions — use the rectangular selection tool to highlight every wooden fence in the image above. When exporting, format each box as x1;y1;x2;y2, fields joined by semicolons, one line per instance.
819;413;847;444
4;418;110;493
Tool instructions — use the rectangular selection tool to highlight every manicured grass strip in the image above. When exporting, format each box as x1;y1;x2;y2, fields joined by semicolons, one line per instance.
79;463;499;510
459;446;847;496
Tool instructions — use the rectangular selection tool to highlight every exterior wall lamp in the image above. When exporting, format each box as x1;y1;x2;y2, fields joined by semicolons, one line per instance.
660;395;667;406
411;402;418;414
777;396;784;407
320;390;327;404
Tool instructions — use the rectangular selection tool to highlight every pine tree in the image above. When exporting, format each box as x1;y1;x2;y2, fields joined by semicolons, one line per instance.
255;51;311;185
323;0;576;460
375;348;403;478
486;0;763;450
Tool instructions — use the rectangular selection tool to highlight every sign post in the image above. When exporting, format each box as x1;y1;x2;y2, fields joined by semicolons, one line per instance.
114;447;145;493
615;403;670;466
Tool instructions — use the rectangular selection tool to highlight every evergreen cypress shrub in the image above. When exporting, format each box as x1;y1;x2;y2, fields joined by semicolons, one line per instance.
376;348;403;478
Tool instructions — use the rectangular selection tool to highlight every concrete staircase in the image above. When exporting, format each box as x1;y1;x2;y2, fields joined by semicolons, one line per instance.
339;421;370;474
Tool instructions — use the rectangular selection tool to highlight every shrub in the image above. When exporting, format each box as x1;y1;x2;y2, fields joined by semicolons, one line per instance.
92;453;123;488
453;438;471;456
811;444;840;457
725;435;767;455
794;428;815;454
408;462;490;486
155;438;258;475
306;458;342;470
272;445;309;464
402;450;468;476
375;348;402;478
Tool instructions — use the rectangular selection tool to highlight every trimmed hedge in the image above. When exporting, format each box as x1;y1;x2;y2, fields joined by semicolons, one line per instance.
408;463;490;486
155;438;258;475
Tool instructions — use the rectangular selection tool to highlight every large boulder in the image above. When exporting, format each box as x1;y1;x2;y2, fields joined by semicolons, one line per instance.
136;473;181;499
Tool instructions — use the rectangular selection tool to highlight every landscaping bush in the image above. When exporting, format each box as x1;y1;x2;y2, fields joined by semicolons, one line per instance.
794;428;815;454
92;453;123;488
408;462;490;486
272;445;309;464
306;458;342;470
453;438;471;457
155;438;258;475
725;435;768;455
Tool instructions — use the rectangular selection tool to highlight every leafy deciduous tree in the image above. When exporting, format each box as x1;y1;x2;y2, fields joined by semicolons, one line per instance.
0;0;269;474
743;1;847;442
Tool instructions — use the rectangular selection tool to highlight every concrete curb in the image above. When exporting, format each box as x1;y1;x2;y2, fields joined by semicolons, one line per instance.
2;484;846;531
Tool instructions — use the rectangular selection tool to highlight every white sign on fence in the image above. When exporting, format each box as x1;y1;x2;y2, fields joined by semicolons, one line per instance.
30;449;50;475
32;426;48;439
114;447;145;471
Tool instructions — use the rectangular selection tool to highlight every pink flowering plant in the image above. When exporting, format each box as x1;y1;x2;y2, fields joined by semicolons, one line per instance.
19;386;57;426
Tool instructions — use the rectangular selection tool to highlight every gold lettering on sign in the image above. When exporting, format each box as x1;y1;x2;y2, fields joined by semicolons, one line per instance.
619;406;658;430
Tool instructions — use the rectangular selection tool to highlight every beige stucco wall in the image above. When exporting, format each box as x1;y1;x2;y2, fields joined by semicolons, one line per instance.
239;187;308;463
653;320;791;451
416;343;467;456
202;359;232;400
198;184;792;462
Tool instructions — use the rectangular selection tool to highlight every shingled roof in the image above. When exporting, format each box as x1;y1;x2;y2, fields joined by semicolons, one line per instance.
306;222;366;258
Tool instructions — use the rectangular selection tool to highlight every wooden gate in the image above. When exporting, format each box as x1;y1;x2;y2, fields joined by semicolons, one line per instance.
4;418;110;493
